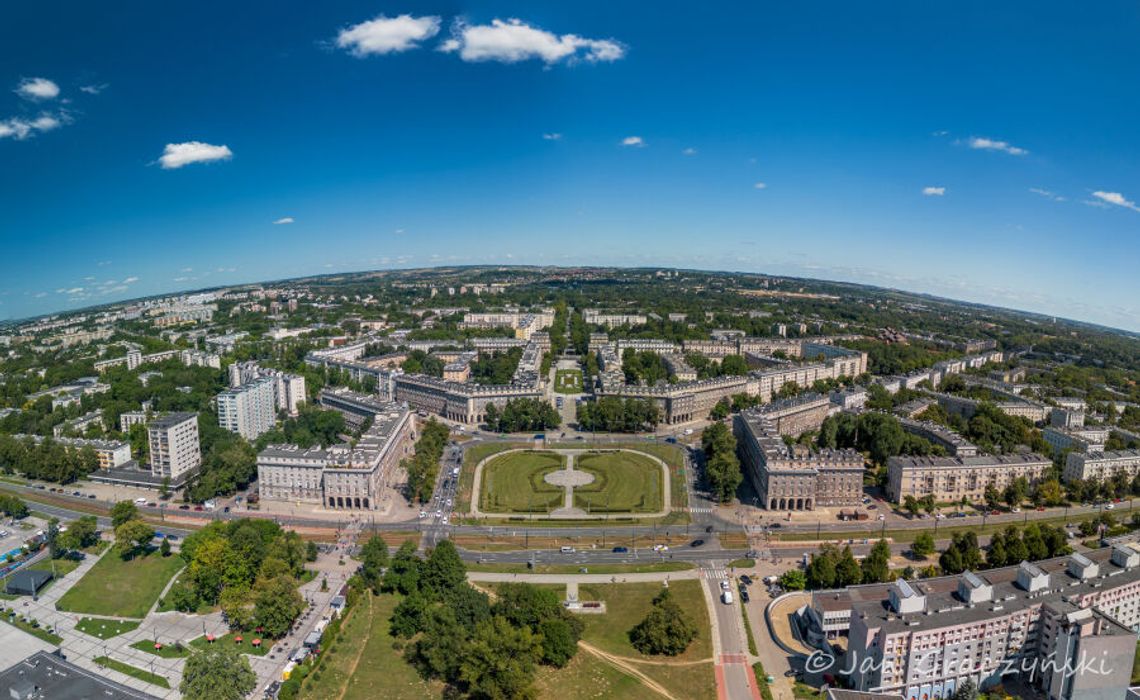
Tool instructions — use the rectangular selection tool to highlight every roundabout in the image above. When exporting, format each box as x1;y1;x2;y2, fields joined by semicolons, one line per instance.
471;447;671;519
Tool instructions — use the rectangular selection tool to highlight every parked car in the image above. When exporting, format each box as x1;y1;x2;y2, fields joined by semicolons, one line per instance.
178;504;190;510
740;575;754;586
689;539;705;548
612;546;629;553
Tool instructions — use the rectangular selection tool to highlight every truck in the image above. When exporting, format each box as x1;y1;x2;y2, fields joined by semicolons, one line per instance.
721;590;734;605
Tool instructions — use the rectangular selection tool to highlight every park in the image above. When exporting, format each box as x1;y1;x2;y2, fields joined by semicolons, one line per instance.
473;448;669;519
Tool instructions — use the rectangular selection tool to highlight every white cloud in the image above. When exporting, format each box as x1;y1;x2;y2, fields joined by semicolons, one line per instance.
681;147;697;156
1029;187;1066;202
440;18;625;64
922;186;946;196
336;14;441;56
122;276;139;284
0;113;64;140
16;77;59;100
542;132;562;141
1090;191;1140;213
968;136;1028;156
621;136;644;147
753;182;767;190
158;141;233;169
79;83;108;95
273;217;295;225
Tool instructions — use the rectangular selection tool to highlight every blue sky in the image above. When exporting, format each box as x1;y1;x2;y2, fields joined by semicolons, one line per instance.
1;1;1138;330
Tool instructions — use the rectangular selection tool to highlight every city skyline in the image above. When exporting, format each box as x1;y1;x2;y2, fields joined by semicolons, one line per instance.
2;1;1139;330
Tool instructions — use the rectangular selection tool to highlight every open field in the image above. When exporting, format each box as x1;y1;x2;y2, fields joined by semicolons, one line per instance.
56;550;183;619
131;639;190;658
553;369;584;394
189;631;272;656
479;451;566;513
573;451;663;513
299;593;438;700
534;651;661;700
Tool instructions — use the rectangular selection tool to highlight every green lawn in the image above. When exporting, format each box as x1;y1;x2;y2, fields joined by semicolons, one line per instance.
479;451;566;513
93;656;170;689
574;451;663;513
458;441;527;513
189;631;273;656
75;617;140;639
131;638;190;658
56;550;183;619
300;593;438;700
534;651;660;700
573;580;715;700
553;369;584;394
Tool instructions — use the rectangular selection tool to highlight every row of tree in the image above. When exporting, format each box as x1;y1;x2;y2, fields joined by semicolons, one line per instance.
470;348;523;385
404;418;452;503
817;411;943;466
799;540;894;590
483;398;561;433
577;397;661;433
684;352;749;380
0;433;101;484
701;422;743;503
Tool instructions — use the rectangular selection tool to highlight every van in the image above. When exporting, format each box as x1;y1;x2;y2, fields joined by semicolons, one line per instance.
721;590;734;605
134;497;147;504
560;546;575;553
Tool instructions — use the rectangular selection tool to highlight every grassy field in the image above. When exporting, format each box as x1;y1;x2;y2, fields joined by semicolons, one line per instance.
553;369;584;394
479;451;566;513
457;442;527;513
574;451;663;513
94;656;170;689
75;617;140;639
534;651;661;700
189;632;272;656
573;580;716;700
56;550;183;619
300;593;438;700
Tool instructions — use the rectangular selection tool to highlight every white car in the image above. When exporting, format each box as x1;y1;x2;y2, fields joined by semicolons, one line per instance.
435;509;442;517
418;511;427;519
441;516;449;525
134;497;147;504
878;514;886;521
1011;508;1021;513
446;499;453;507
720;580;731;591
1106;503;1116;510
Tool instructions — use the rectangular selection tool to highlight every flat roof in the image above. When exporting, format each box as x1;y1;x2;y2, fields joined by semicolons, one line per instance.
0;651;158;699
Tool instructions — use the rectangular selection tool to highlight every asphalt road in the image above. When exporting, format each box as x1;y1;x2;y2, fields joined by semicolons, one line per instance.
706;574;761;700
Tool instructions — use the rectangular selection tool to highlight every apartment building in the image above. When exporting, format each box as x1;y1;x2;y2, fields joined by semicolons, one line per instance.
1042;425;1109;456
14;434;131;469
257;402;415;510
844;550;1140;700
886;453;1051;504
1064;450;1140;483
147;412;201;481
734;403;864;511
895;417;979;457
217;377;277;440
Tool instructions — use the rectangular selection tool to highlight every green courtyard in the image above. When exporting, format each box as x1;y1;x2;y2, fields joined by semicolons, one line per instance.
573;451;663;513
553;369;584;394
479;451;566;513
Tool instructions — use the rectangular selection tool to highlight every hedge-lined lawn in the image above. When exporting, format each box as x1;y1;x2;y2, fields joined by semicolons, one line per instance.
553;369;584;394
131;638;190;658
75;617;140;639
189;632;273;656
479;451;566;513
574;451;663;513
56;551;183;619
93;656;170;689
457;442;526;513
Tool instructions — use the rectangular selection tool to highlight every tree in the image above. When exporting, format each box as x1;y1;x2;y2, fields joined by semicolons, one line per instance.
903;495;920;518
359;535;389;593
111;500;139;527
420;540;467;601
58;515;98;551
836;546;863;587
114;519;155;559
911;532;935;559
861;539;892;583
180;646;256;700
1004;477;1028;509
984;485;1001;511
254;575;305;637
160;537;172;557
383;540;422;595
806;549;837;589
1035;478;1064;507
951;679;978;700
779;569;807;591
628;589;698;656
460;616;544;700
0;494;28;519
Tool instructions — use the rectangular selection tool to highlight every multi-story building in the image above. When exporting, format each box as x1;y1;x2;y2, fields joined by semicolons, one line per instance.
734;403;864;511
844;550;1140;700
886;453;1051;504
895;417;979;457
1042;425;1109;456
14;434;131;469
52;409;106;438
228;361;307;416
582;309;648;328
1064;450;1140;483
217;376;278;440
147;412;201;481
257;402;415;510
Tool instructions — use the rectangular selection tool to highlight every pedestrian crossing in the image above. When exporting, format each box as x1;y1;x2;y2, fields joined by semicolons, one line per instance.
688;507;715;513
701;567;729;580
